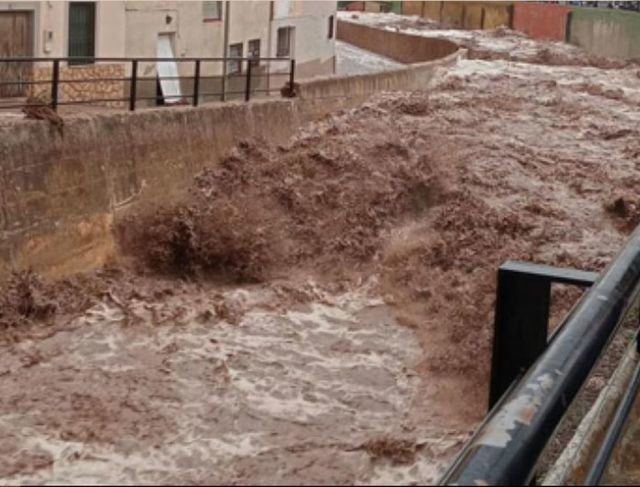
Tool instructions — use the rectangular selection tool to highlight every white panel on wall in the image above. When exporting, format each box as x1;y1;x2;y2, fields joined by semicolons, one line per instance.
156;34;182;103
274;0;292;19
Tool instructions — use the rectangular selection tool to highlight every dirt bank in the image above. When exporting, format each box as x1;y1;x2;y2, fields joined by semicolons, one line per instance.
2;33;640;485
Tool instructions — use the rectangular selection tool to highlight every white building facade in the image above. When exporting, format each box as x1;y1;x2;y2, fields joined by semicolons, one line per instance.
0;1;337;102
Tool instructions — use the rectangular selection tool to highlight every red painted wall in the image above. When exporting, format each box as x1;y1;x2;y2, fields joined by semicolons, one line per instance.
512;2;570;42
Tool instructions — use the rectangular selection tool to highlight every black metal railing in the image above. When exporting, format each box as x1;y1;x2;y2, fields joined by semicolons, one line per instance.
440;225;640;485
584;337;640;485
0;56;295;111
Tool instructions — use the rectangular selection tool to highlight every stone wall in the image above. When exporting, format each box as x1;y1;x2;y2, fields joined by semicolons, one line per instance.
29;63;127;108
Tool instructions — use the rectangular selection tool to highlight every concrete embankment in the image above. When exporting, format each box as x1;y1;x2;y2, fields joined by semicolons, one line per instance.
0;32;460;276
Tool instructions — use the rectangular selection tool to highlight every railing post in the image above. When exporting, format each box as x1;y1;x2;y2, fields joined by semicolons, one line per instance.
221;58;227;102
129;59;138;112
637;308;640;354
489;261;598;410
289;59;295;91
244;59;252;102
193;59;201;107
489;267;551;410
51;59;60;111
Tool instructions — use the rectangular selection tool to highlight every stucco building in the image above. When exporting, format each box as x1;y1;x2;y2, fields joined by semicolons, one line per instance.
0;1;337;104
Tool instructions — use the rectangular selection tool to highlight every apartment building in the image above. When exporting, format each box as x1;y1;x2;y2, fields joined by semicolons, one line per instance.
0;1;337;103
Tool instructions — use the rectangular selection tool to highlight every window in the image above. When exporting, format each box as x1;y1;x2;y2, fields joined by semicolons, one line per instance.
277;27;293;58
228;42;242;75
328;15;334;39
68;2;96;65
203;1;222;20
248;39;260;67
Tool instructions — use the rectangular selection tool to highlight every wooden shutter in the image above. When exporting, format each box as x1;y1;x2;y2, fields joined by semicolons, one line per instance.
0;11;34;97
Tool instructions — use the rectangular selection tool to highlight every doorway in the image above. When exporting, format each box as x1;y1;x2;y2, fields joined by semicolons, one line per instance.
0;11;34;97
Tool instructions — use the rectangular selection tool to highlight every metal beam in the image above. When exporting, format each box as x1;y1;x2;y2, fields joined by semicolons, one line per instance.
499;260;598;287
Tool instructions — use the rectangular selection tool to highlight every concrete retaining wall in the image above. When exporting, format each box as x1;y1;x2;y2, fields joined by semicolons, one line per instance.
513;2;570;42
0;40;460;277
336;19;459;63
297;47;460;119
0;100;298;276
302;20;459;118
568;7;640;61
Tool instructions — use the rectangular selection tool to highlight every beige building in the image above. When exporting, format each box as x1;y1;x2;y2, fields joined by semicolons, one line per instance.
0;1;337;103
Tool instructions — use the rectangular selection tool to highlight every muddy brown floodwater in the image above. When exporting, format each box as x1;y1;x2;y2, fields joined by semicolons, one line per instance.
2;26;640;484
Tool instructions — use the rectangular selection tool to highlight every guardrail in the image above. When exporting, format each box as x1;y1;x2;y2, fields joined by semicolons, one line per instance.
440;225;640;485
0;56;295;111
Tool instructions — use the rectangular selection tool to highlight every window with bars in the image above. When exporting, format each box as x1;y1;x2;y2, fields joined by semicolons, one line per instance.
68;2;96;65
248;39;260;67
203;1;222;20
277;27;293;58
228;42;243;75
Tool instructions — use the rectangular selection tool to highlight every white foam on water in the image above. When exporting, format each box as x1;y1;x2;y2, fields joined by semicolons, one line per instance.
0;284;464;484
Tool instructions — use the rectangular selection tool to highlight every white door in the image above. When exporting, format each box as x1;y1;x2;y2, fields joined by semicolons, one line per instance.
156;34;182;104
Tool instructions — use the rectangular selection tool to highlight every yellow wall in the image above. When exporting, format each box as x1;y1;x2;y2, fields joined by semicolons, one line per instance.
402;1;425;16
482;2;513;28
423;1;442;20
462;3;484;29
403;1;513;29
441;1;464;27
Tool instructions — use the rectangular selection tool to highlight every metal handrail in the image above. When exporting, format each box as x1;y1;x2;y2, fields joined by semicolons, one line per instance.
0;56;290;62
0;56;296;111
584;338;640;485
440;225;640;485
